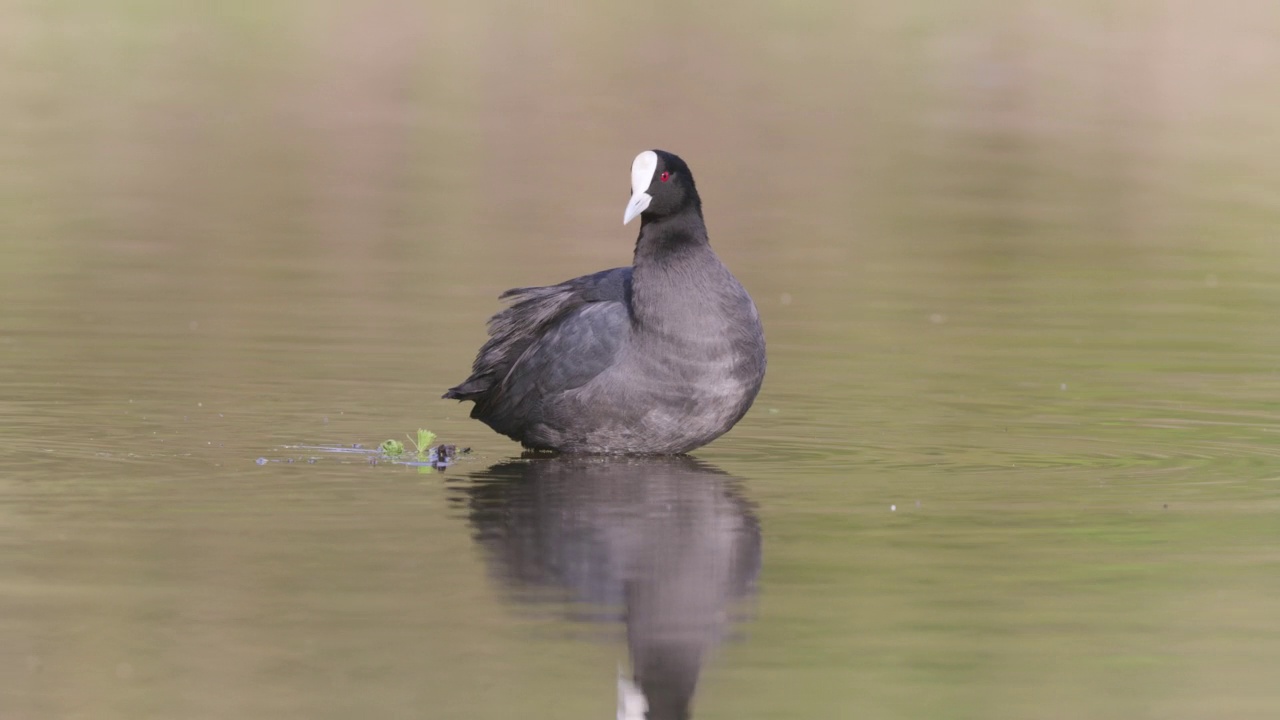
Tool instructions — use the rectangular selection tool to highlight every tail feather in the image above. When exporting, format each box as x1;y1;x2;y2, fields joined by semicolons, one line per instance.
442;376;491;401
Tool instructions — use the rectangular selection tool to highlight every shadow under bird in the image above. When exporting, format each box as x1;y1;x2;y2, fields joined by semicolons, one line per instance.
444;150;767;454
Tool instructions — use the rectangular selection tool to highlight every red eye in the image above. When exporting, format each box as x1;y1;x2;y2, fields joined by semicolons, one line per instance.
659;171;670;182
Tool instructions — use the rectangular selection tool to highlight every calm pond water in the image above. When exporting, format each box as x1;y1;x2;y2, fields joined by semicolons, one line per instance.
4;3;1280;719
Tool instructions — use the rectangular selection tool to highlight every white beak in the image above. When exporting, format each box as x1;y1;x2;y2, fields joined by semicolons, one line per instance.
623;150;658;225
623;191;651;225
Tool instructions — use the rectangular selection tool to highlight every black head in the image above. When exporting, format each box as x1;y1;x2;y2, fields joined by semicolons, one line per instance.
623;149;702;226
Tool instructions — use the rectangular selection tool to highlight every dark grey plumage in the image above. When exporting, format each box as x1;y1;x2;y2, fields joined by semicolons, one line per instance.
444;150;766;454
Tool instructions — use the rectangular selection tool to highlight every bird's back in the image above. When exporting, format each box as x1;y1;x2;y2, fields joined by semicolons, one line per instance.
443;267;634;441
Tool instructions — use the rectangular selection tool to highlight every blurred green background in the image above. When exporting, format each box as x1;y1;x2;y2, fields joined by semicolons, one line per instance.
2;2;1279;719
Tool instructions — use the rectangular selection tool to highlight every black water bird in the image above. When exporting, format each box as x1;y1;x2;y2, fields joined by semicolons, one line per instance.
444;150;766;454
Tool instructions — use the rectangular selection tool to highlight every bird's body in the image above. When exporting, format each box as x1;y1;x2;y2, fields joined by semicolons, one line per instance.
444;150;765;454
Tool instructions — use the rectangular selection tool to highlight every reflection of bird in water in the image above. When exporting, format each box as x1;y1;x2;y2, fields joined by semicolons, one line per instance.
452;456;762;720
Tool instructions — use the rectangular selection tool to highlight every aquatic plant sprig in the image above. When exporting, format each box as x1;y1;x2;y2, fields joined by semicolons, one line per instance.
274;433;465;469
378;439;406;456
407;429;436;460
378;429;437;461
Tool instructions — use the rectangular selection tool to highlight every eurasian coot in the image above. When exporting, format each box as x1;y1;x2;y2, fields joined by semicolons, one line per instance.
444;150;766;454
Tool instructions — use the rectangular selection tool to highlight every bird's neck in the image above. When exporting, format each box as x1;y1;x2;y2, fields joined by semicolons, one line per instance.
630;212;736;334
633;211;710;264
